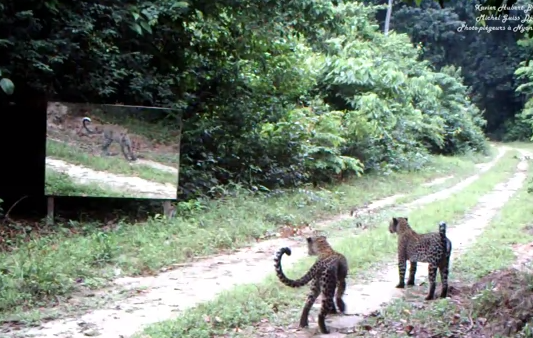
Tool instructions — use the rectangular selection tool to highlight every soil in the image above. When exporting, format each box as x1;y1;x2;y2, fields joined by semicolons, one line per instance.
421;175;454;187
470;268;533;336
362;267;533;338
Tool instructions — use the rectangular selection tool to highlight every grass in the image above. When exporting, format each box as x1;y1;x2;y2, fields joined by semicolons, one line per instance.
0;151;496;324
503;141;533;151
87;105;182;146
46;139;179;186
357;150;533;337
132;149;520;338
390;148;498;204
44;169;130;198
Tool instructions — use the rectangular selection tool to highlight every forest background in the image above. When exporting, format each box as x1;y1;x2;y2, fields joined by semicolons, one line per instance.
1;0;533;212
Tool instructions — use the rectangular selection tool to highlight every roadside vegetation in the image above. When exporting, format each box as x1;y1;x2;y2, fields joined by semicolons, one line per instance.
0;151;496;324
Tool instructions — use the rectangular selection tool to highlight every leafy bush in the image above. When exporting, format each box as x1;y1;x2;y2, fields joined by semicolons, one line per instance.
502;117;532;142
513;18;533;142
428;66;488;155
299;3;487;172
260;106;364;184
515;58;533;142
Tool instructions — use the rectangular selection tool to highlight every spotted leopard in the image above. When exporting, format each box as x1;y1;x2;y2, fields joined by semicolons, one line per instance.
389;217;452;300
274;236;348;334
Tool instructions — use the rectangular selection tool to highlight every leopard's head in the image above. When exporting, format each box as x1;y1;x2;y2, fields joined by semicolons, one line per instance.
389;217;409;234
306;235;333;256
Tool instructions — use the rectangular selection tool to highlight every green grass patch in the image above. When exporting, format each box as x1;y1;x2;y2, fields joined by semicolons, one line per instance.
44;170;130;198
133;150;519;338
0;152;495;324
393;147;499;204
503;141;533;152
358;151;533;337
46;139;178;186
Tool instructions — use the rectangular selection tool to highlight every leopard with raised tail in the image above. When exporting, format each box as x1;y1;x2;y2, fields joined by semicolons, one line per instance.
389;217;452;300
274;236;348;334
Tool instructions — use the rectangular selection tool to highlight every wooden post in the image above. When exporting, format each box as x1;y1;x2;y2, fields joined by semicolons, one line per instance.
162;114;182;221
47;196;55;225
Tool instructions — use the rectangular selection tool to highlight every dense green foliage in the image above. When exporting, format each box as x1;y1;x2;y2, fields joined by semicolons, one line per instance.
514;14;533;141
0;0;489;198
387;0;524;139
387;0;533;144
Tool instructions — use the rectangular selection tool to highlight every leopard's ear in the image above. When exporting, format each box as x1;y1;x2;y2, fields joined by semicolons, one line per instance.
392;217;398;226
405;217;408;223
306;237;312;243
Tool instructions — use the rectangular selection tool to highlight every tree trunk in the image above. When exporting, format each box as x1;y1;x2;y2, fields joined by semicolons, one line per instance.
384;0;393;35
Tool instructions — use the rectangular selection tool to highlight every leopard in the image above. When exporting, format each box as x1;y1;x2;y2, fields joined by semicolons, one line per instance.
81;117;137;161
274;235;348;334
389;217;452;300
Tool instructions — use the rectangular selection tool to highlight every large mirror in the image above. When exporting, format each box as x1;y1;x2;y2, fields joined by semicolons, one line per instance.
45;102;181;199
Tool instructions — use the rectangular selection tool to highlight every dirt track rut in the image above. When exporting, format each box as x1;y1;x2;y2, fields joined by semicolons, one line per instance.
46;158;177;199
9;147;507;338
270;149;530;338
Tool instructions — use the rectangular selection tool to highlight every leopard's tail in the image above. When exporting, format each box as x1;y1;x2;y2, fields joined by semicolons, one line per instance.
439;221;453;261
82;117;99;134
438;221;447;241
274;247;315;288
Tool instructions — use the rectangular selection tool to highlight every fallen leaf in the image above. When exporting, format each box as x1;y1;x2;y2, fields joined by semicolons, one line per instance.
404;324;414;335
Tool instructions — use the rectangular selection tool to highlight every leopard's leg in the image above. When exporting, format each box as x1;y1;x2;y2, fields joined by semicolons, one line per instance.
396;252;407;288
318;268;337;334
335;276;346;314
439;257;450;298
407;261;417;286
425;263;438;300
299;278;320;328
